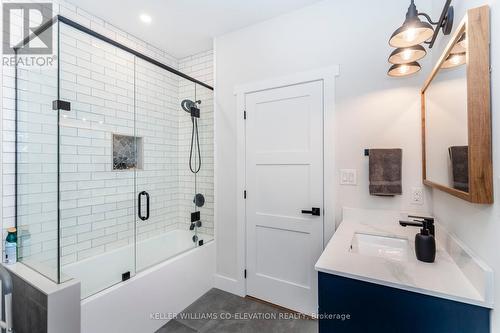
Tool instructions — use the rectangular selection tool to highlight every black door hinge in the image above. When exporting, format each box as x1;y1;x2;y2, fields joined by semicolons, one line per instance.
244;190;247;199
52;100;71;111
244;110;247;119
244;269;247;279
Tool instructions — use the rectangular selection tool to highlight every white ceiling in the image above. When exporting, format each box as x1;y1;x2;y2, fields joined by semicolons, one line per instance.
68;0;324;58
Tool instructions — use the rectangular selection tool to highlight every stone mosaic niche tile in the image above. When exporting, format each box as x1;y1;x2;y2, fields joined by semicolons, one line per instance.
113;134;142;170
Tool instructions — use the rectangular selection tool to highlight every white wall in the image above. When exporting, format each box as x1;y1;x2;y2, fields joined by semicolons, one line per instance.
428;1;500;331
214;0;433;281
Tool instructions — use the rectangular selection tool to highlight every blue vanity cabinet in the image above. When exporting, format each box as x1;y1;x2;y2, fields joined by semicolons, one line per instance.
318;272;490;333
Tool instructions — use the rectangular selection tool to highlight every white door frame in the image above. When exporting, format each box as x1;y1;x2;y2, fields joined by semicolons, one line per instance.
232;66;340;297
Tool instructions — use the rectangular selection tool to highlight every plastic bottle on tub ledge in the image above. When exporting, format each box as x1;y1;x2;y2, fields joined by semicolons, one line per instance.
4;228;17;264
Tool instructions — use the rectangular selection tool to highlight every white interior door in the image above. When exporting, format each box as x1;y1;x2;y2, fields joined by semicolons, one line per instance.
245;80;324;315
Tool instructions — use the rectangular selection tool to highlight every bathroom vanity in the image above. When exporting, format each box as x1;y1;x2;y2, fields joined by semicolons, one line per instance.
315;208;493;333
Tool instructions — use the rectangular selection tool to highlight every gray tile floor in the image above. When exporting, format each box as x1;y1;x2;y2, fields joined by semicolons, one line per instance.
156;289;318;333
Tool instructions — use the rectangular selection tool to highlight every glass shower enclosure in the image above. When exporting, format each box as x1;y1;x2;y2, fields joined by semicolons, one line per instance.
14;16;214;298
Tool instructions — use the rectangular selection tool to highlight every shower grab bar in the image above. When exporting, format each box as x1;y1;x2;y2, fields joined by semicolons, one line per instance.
138;191;150;221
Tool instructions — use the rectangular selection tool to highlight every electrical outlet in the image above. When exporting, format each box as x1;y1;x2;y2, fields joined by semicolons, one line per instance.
340;169;357;185
411;187;424;205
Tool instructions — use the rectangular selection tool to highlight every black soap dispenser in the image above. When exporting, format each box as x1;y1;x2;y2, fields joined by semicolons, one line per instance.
415;220;436;263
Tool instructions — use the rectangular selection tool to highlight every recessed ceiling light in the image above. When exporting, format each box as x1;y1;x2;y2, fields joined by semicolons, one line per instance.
140;14;152;24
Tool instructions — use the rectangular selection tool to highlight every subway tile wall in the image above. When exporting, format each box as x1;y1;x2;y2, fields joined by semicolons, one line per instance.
178;50;214;237
1;0;214;280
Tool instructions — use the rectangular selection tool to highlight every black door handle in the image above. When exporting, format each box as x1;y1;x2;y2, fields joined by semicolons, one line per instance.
301;207;320;216
138;191;150;221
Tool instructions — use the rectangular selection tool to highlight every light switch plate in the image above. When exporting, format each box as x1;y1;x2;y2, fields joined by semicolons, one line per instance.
411;187;424;205
340;169;357;185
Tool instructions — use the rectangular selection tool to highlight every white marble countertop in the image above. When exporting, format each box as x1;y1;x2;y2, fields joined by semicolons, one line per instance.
315;208;493;308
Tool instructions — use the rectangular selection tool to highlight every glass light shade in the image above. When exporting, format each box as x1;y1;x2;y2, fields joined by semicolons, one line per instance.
442;52;466;69
389;20;434;48
388;62;421;77
388;45;427;64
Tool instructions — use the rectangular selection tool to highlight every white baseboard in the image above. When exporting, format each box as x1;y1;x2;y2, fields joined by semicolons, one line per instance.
213;273;245;297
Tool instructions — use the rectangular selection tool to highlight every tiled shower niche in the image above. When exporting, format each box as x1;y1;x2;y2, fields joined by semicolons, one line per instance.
112;134;143;170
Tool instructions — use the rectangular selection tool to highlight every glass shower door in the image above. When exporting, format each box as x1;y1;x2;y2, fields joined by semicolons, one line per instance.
57;24;136;297
15;23;60;282
134;60;196;271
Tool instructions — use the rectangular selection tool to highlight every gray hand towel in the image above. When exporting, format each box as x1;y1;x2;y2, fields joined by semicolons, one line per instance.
368;148;402;196
449;146;469;192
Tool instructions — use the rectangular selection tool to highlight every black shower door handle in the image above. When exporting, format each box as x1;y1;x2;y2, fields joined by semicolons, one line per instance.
138;191;150;221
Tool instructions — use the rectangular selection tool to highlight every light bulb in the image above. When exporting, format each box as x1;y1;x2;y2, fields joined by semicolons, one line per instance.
400;65;409;74
404;28;417;42
402;49;412;60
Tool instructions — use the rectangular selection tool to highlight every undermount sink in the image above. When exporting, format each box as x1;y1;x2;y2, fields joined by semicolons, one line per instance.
350;232;409;261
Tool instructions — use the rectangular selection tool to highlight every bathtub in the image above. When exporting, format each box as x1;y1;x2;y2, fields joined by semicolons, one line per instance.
64;229;215;333
63;229;213;298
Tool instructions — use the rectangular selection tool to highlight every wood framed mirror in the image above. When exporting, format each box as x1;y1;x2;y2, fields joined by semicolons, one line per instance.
421;5;492;204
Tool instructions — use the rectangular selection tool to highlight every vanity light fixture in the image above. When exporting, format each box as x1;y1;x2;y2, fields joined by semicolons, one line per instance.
387;0;454;77
442;52;466;69
388;45;427;64
388;62;421;77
